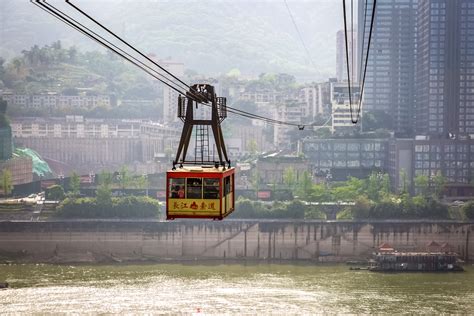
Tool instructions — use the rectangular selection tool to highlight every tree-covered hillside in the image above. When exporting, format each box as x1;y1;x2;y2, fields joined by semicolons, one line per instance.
0;0;342;81
0;41;158;98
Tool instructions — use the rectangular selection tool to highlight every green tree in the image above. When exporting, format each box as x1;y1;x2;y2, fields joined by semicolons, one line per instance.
12;58;22;74
351;196;373;219
46;185;65;201
381;174;391;197
69;172;81;197
0;169;13;196
283;167;296;193
370;200;401;219
366;172;382;201
432;171;446;199
462;201;474;220
399;169;410;194
296;170;313;200
331;176;365;201
96;171;112;206
134;174;149;191
308;183;333;202
118;166;132;189
285;200;306;218
414;174;429;197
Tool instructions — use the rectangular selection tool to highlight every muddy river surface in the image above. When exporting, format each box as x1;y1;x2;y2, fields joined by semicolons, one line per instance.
0;263;473;314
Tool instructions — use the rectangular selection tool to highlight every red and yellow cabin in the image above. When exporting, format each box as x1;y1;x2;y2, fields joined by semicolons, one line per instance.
166;166;235;220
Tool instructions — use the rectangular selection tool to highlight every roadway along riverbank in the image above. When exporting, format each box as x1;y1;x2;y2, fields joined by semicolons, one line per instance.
0;220;472;263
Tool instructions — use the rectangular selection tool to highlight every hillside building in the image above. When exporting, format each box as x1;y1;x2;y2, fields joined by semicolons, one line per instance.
0;92;111;110
11;117;181;175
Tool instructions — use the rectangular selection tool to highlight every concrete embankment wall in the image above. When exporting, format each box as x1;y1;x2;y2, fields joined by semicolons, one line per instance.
0;221;472;262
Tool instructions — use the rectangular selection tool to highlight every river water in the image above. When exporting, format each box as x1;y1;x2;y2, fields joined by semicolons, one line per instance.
0;263;473;314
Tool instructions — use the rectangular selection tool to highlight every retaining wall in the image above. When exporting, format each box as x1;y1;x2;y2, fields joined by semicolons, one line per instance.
0;220;472;262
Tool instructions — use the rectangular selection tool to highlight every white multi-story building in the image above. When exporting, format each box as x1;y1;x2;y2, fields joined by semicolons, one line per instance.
0;91;111;109
330;82;361;134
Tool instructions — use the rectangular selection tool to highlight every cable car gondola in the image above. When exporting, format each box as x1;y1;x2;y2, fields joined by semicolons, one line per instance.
167;166;234;220
166;84;235;220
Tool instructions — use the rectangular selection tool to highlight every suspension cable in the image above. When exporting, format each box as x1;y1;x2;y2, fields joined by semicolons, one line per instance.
34;0;313;129
342;0;353;117
283;0;319;73
356;0;377;123
66;0;192;92
342;0;377;123
35;1;188;96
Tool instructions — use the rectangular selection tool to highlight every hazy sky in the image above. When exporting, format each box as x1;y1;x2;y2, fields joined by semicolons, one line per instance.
0;0;348;80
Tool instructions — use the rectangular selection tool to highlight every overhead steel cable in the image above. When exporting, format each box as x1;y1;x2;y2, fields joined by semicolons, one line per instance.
357;0;369;87
356;0;377;123
42;3;306;128
351;0;354;96
342;0;377;123
66;0;192;93
34;0;188;96
283;0;318;72
43;0;205;101
33;0;309;129
207;102;305;127
342;0;353;117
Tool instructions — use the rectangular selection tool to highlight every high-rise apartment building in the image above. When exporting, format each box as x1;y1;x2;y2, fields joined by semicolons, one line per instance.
161;60;185;124
415;0;474;137
336;29;357;83
358;0;417;136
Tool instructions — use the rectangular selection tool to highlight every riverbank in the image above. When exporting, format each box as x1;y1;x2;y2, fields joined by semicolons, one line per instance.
1;263;473;314
0;220;472;264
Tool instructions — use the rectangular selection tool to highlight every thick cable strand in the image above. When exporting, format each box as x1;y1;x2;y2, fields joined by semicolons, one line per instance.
41;0;188;96
342;0;353;115
354;0;377;123
66;0;191;92
36;1;187;96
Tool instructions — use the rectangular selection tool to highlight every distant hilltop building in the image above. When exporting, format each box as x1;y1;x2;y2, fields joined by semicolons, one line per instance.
0;91;111;110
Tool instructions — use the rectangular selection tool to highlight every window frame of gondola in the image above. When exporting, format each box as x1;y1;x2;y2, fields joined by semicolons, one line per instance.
169;178;185;198
186;177;203;199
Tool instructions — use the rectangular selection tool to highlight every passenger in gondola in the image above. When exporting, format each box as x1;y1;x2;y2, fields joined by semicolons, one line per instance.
178;186;185;199
170;185;178;198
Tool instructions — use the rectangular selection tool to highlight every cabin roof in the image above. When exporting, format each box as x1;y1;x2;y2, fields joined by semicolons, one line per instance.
168;166;235;173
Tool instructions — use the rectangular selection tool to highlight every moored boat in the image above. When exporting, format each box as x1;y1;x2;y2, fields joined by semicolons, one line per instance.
368;251;464;272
